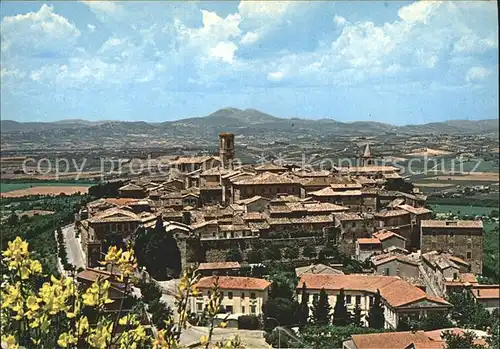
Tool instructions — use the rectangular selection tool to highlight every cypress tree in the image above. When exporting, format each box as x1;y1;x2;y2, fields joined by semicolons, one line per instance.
312;288;331;325
367;289;385;329
351;303;364;327
299;282;310;325
333;288;349;326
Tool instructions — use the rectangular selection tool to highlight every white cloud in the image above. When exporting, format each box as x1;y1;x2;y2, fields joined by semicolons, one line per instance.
210;42;238;64
87;24;96;32
238;1;293;20
333;15;346;26
397;0;443;24
1;68;26;79
453;33;497;54
1;4;80;55
240;31;259;45
82;1;120;14
465;66;490;82
267;71;285;81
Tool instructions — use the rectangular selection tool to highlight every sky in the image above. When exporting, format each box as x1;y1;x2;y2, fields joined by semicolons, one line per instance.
0;1;498;125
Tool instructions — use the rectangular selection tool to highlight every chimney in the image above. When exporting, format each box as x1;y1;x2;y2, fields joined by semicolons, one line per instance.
182;211;191;225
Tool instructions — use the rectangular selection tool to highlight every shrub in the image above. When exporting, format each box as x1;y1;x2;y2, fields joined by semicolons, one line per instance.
284;246;300;260
303;246;316;258
238;315;260;330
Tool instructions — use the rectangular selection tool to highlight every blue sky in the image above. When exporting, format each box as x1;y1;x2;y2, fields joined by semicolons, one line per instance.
1;1;498;125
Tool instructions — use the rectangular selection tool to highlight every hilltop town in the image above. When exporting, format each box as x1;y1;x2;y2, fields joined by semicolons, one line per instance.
44;131;496;348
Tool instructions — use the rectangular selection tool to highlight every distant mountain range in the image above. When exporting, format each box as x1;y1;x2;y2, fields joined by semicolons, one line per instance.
1;108;498;152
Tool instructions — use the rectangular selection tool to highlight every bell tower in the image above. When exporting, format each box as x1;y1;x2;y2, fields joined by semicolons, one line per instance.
219;132;235;169
361;143;374;166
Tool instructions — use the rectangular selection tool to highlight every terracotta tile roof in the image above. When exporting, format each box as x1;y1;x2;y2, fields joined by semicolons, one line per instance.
448;256;470;266
88;207;139;223
295;264;344;277
77;269;111;283
358;238;382;245
266;217;293;225
190;220;218;230
118;183;144;191
330;182;363;189
298;274;450;308
421;220;483;228
375;209;410;218
254;163;287;171
371;253;419;267
236;195;269;205
200;167;229;176
243;212;265;221
472;285;500;299
196;276;271;291
333;212;364;221
424;328;489;347
351;331;441;349
310;187;362;196
233;171;299;185
248;221;270;230
197;262;241;271
382;172;402;179
303;202;348;212
373;229;407;241
170;156;215;165
397;204;432;215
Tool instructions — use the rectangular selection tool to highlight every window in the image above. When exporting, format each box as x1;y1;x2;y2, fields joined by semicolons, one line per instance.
467;232;472;238
197;303;203;312
241;306;245;313
346;295;352;304
313;294;319;303
226;305;233;314
241;292;245;299
385;268;390;276
369;296;374;306
450;232;455;238
228;292;233;300
356;295;361;305
467;251;472;259
212;232;216;237
251;305;256;314
207;291;211;297
221;292;224;299
250;292;256;299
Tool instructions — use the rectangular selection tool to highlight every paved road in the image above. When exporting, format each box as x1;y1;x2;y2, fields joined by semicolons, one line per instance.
62;224;85;270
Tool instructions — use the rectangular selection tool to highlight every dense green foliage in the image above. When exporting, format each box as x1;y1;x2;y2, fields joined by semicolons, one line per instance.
297;325;386;349
0;194;89;277
237;315;260;330
298;282;309;326
442;330;487;349
427;196;499;207
134;217;182;280
225;248;243;262
332;289;348;326
311;288;331;325
447;289;494;331
366;290;385;329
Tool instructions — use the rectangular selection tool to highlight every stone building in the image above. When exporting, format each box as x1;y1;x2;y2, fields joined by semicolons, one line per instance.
420;220;484;274
230;171;302;202
191;276;271;316
297;274;451;329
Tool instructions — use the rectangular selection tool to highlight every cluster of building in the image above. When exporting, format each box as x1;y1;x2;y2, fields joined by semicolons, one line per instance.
72;133;498;330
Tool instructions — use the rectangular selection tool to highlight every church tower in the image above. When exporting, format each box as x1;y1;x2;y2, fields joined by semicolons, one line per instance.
219;132;235;169
361;143;374;166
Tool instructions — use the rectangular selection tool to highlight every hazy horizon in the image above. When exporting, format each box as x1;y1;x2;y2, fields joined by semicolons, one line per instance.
1;1;498;124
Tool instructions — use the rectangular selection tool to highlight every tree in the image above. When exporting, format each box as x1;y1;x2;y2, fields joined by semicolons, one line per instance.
149;298;174;330
264;245;282;261
134;217;182;280
367;290;385;329
447;288;492;330
311;288;331;325
417;312;454;331
303;246;316;259
225;248;242;262
442;330;487;349
262;297;300;327
351;304;363;327
238;315;260;330
332;289;348;326
7;212;18;226
284;246;300;260
299;282;310;325
247;249;262;264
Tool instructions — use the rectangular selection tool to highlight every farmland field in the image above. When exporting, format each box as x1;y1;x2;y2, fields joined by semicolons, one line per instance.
430;204;497;216
0;183;90;198
0;181;93;193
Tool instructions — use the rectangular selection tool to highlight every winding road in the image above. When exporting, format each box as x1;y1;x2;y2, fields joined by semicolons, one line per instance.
62;224;86;270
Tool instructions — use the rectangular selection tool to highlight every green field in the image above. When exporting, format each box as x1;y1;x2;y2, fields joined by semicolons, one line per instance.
0;181;93;193
430;204;497;216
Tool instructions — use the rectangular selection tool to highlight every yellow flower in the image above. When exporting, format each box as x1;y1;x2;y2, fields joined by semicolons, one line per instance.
31;337;41;345
87;321;113;349
77;316;89;336
219;321;228;328
57;332;77;347
82;280;113;307
100;246;123;266
26;295;40;312
1;334;19;349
